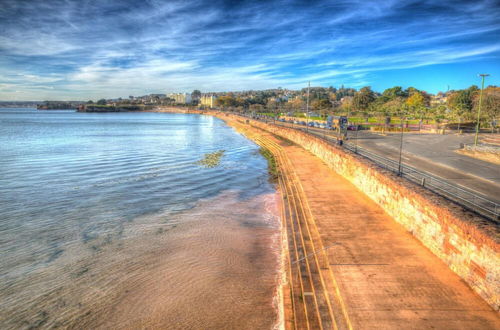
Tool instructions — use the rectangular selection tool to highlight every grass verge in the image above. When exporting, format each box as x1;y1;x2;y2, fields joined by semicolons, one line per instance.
259;147;279;183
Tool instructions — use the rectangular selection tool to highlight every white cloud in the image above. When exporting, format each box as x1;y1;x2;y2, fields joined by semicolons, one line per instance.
0;0;499;99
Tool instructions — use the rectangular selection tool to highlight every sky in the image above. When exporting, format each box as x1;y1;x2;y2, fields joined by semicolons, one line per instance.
0;0;499;100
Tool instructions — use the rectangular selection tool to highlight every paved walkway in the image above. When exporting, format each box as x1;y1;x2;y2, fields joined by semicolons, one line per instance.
227;117;499;329
284;142;499;329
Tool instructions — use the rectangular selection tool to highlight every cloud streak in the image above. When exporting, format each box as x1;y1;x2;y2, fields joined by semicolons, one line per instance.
0;0;499;100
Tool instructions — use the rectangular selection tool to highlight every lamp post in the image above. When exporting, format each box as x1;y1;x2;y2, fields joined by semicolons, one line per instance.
398;115;405;176
354;126;359;153
306;81;310;133
474;74;489;146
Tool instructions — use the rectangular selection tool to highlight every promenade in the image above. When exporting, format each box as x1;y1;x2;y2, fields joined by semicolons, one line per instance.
226;116;499;329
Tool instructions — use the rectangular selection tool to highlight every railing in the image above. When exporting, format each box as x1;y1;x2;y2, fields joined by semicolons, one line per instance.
342;142;499;222
245;115;500;222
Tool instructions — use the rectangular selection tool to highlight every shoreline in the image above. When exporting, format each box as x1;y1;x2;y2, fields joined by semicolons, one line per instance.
207;112;286;330
205;111;500;327
208;113;291;329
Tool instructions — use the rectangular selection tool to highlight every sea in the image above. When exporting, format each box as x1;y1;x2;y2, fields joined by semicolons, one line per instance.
0;108;281;329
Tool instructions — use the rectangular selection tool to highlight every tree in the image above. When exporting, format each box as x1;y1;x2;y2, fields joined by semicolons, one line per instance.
381;97;405;116
431;105;447;123
447;86;478;130
340;96;353;114
312;99;331;110
86;100;94;104
352;87;375;112
473;86;500;130
191;90;201;100
312;99;332;117
405;87;420;96
97;99;106;105
290;98;305;111
406;92;427;127
448;92;466;130
249;104;264;112
215;95;240;109
266;99;278;115
406;92;425;109
236;97;248;109
382;86;407;100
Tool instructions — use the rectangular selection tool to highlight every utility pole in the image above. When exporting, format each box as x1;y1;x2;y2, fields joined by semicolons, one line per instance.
398;116;405;176
306;81;310;132
474;74;489;146
354;126;359;153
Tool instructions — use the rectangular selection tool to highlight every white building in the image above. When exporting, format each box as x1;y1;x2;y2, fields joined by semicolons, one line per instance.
168;93;192;104
200;94;217;108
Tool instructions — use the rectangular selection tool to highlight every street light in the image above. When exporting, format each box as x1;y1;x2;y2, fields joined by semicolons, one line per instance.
354;126;359;153
474;74;489;146
306;81;310;132
398;114;405;176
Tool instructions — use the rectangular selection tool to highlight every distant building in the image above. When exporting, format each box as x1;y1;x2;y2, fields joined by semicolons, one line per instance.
168;93;192;104
430;92;448;106
200;94;217;108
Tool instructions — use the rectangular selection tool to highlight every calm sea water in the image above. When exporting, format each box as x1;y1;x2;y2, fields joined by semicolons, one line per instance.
0;109;280;329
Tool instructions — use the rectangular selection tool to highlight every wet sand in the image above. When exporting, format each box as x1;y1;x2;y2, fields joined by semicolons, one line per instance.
1;191;282;329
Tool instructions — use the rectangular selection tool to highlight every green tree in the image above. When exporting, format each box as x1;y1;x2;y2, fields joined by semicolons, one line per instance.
447;86;478;130
96;99;106;105
312;99;332;117
473;86;500;130
352;87;375;112
312;99;331;110
191;90;201;100
215;95;239;109
431;105;447;123
382;86;407;100
405;87;420;96
382;97;405;116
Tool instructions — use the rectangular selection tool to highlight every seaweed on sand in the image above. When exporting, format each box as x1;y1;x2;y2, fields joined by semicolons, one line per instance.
196;150;225;168
259;147;279;182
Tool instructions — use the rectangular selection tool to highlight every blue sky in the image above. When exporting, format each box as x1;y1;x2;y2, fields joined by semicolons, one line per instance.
0;0;499;100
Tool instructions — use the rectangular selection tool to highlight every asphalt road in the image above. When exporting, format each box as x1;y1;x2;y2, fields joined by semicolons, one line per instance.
350;130;500;203
269;119;500;204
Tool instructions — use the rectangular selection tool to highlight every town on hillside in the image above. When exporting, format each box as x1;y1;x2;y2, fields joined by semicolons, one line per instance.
69;84;498;131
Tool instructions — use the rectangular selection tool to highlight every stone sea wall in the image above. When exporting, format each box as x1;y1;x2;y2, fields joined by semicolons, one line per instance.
222;114;499;311
152;106;203;114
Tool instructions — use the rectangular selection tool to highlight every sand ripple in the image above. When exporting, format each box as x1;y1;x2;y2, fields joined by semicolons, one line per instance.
0;191;281;329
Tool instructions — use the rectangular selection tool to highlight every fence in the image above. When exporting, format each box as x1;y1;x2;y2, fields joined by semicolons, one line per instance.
248;115;500;222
